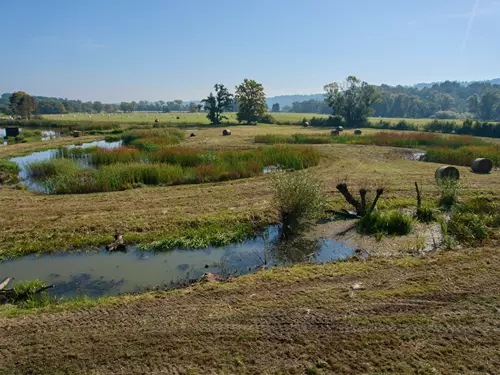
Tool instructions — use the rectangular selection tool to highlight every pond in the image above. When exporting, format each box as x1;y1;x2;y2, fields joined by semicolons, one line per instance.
0;226;355;299
10;140;122;192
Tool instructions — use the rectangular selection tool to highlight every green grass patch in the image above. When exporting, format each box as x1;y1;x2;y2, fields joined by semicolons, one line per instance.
0;159;20;184
357;210;414;236
142;222;257;251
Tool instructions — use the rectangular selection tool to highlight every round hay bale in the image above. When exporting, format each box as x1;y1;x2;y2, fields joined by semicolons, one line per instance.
190;132;196;137
303;121;310;127
336;126;344;132
331;130;340;136
354;129;362;135
176;116;180;119
471;158;493;174
435;166;460;181
222;129;231;136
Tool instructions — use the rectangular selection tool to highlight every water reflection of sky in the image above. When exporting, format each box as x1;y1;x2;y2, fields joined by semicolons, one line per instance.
0;226;355;299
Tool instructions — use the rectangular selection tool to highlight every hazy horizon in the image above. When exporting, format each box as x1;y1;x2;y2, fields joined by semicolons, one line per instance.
2;0;499;102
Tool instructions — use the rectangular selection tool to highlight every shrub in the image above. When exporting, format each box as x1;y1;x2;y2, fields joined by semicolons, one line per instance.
433;111;461;120
357;210;414;236
271;171;326;232
416;205;437;223
437;178;460;209
447;197;500;244
259;113;276;124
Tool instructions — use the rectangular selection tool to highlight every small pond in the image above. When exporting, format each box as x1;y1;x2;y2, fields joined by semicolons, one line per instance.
0;226;355;298
10;140;122;192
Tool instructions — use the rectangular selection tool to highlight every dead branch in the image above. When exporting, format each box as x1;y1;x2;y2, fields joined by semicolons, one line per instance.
368;188;384;213
0;278;12;291
415;182;421;209
359;189;367;216
336;183;362;215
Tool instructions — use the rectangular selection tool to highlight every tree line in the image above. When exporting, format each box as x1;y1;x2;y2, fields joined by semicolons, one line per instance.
0;93;202;116
286;79;500;121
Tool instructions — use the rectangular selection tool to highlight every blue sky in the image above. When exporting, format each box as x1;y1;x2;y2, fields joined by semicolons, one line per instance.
2;0;499;102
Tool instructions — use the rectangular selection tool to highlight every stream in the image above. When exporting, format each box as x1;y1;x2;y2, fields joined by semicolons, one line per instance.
0;226;355;298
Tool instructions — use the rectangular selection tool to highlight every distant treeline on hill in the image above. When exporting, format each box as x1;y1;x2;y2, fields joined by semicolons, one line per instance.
0;93;200;115
268;79;500;121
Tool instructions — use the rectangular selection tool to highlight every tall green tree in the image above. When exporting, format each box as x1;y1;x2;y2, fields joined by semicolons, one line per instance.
271;103;280;112
9;91;36;119
324;76;380;126
93;101;103;113
235;79;267;124
201;84;233;124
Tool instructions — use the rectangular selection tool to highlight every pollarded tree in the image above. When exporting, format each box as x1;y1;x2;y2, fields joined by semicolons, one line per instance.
324;76;380;126
9;91;36;119
235;79;267;124
201;84;233;124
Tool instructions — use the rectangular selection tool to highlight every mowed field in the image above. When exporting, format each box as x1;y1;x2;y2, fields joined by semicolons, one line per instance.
36;112;449;127
1;124;499;374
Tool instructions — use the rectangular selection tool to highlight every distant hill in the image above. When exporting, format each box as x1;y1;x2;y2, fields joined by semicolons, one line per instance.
414;78;500;90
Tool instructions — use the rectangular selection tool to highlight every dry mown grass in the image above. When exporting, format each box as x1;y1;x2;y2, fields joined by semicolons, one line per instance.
1;125;500;258
0;246;498;374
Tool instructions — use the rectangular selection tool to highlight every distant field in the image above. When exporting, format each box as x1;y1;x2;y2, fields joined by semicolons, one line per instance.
34;112;445;126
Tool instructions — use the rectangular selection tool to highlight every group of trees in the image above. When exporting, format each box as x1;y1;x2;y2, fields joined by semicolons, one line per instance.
371;81;500;120
0;93;204;117
288;99;331;114
201;79;267;125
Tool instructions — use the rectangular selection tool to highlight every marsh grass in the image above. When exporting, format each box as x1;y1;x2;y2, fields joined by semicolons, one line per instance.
256;132;487;149
26;158;79;179
40;145;321;194
426;145;500;167
122;128;185;151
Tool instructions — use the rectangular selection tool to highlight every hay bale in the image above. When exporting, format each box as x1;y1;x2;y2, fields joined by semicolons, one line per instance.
190;132;196;137
222;129;231;136
337;126;344;132
471;158;493;174
435;166;460;181
331;130;340;136
354;129;362;135
73;130;80;138
303;122;310;127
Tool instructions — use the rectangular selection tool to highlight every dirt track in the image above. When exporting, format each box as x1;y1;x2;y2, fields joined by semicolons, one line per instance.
1;247;499;374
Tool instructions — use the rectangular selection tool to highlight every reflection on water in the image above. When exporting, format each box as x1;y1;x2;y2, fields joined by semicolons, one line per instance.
0;226;355;299
9;140;122;192
0;128;62;146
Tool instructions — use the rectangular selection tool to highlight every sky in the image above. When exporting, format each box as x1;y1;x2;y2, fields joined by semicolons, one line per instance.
1;0;499;102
